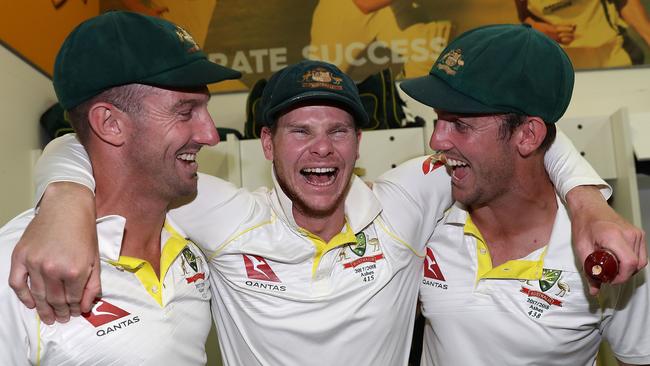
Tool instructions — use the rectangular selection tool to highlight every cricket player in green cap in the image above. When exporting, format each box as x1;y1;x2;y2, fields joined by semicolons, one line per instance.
401;23;650;366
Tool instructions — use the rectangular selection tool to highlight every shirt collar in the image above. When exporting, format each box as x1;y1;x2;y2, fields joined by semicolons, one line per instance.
443;195;574;280
96;214;189;262
96;215;126;262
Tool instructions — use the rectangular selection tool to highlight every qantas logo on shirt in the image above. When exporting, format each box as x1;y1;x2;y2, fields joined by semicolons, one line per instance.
243;254;281;282
421;153;446;175
424;248;446;280
422;248;448;289
83;300;130;327
242;254;286;292
82;299;141;337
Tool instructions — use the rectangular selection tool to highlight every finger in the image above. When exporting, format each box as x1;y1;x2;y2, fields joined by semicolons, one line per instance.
620;227;645;269
63;268;92;318
42;273;71;323
573;236;591;271
558;34;575;45
29;271;56;325
587;278;601;296
8;258;36;309
79;261;102;314
605;240;637;285
555;25;575;33
638;231;648;270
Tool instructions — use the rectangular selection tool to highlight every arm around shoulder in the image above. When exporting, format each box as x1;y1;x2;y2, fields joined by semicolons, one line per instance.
168;173;270;256
9;134;100;324
373;155;453;251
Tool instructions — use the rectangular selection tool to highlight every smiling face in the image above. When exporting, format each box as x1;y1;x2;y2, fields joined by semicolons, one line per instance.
429;110;516;208
261;104;361;226
125;86;219;201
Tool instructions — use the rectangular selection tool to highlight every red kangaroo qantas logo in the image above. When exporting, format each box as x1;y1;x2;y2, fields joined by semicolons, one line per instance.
243;254;280;282
421;154;445;175
82;300;130;327
424;248;446;281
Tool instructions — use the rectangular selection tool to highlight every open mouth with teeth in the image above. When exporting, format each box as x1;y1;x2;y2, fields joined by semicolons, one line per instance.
301;167;338;186
444;156;469;181
177;153;198;170
178;153;197;163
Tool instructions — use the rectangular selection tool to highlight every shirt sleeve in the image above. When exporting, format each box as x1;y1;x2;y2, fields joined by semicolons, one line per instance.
600;265;650;364
544;128;612;200
0;212;39;365
372;155;453;253
33;133;95;206
168;174;270;257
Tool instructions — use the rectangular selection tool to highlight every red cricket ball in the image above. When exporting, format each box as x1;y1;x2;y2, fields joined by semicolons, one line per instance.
584;249;619;283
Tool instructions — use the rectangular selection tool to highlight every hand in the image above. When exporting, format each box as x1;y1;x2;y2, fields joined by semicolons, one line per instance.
567;186;647;295
528;21;576;45
554;24;576;45
8;182;100;324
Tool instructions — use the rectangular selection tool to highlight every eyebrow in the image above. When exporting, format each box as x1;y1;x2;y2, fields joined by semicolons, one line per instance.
170;98;202;112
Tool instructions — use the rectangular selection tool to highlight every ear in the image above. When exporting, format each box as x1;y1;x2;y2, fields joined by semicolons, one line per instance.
515;116;547;157
87;103;127;146
260;126;274;161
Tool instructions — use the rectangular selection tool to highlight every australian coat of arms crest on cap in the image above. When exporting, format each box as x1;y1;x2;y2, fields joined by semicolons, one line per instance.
301;67;344;90
436;48;464;76
175;25;199;53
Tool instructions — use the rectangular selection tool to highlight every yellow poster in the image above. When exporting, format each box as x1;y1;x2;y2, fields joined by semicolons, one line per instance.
3;0;650;93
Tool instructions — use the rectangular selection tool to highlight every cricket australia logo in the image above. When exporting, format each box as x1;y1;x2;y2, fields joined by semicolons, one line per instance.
351;233;367;256
175;25;199;53
340;232;383;283
181;245;208;298
301;67;344;90
520;269;569;319
436;48;464;75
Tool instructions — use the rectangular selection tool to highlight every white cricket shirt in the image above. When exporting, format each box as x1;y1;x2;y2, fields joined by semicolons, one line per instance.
0;211;211;365
419;198;650;365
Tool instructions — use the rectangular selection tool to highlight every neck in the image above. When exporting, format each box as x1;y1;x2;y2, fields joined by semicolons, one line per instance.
469;164;557;267
93;158;169;277
293;207;346;243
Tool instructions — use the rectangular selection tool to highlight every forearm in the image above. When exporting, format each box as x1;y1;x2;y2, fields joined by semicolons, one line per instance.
565;185;609;215
621;0;650;45
352;0;392;14
514;0;532;22
37;181;96;226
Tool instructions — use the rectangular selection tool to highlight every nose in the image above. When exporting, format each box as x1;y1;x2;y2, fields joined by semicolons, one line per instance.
429;120;452;151
194;111;220;146
310;133;334;157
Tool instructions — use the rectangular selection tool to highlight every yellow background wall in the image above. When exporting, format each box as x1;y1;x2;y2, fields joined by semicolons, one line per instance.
0;1;99;76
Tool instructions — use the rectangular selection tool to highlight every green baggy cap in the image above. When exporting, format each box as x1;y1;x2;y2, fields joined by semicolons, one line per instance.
400;24;574;123
54;11;241;110
260;60;369;126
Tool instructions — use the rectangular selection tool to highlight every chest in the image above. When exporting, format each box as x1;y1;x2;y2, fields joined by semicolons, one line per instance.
35;255;211;365
420;228;602;332
213;221;421;302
